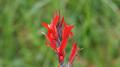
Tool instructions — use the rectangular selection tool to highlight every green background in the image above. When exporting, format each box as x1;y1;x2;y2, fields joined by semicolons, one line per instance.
0;0;120;67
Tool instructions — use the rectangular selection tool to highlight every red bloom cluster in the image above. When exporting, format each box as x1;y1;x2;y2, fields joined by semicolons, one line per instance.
42;13;78;65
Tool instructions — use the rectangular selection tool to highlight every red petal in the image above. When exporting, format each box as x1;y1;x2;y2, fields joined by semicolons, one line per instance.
46;30;53;41
45;34;57;51
58;39;68;52
52;26;58;40
42;22;49;29
50;15;59;27
61;17;67;27
49;41;57;51
62;25;73;40
60;16;64;26
47;27;57;40
69;43;77;64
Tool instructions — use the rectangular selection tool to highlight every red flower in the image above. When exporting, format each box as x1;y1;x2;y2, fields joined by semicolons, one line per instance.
42;13;78;65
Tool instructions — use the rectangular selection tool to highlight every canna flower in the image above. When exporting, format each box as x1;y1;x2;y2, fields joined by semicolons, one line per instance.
42;12;79;67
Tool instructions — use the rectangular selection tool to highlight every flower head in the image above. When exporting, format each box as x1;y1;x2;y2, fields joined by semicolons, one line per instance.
42;13;79;66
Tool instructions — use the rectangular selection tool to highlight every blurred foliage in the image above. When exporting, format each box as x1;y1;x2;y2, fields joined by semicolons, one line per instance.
0;0;120;67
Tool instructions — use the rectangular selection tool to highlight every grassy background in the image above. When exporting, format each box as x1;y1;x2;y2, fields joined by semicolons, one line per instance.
0;0;120;67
